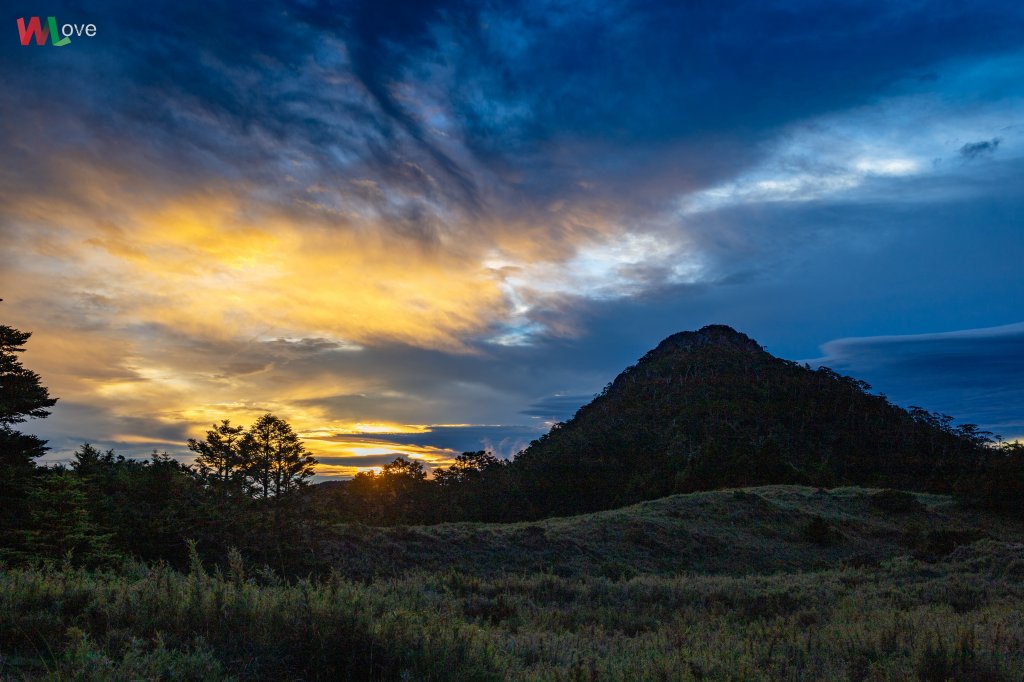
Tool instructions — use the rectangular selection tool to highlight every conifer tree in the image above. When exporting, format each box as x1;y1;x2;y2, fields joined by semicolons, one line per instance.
188;420;247;496
0;309;57;470
241;414;315;499
19;469;113;563
0;305;58;548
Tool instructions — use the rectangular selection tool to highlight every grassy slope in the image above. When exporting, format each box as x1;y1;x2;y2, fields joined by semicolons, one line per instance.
4;486;1024;681
326;485;1024;579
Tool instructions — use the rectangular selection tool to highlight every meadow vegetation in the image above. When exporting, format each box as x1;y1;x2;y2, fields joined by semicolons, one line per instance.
3;486;1024;681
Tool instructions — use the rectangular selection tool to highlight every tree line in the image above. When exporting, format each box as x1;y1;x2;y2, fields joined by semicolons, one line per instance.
3;421;320;573
1;313;322;571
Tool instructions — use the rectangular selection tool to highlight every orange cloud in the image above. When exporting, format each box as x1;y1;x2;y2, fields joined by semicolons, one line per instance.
0;157;684;468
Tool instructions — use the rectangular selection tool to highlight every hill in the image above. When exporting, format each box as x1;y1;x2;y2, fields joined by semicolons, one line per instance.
324;485;1024;580
508;325;987;518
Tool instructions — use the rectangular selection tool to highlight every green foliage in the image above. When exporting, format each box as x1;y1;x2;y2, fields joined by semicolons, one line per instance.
4;319;1023;680
0;560;502;681
382;456;427;479
915;631;1012;682
337;457;438;525
318;486;1022;583
2;484;1023;679
433;451;520;522
181;417;326;573
70;444;206;566
185;415;316;502
17;469;114;564
43;627;228;681
3;539;1024;681
4;416;324;575
913;528;986;561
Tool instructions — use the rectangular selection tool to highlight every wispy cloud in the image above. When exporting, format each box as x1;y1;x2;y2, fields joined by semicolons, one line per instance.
960;138;1001;159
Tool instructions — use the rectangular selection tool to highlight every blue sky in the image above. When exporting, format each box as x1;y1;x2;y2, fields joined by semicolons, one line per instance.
2;0;1022;474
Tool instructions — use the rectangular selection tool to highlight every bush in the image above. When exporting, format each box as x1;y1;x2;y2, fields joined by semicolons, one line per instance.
869;489;924;514
801;516;841;546
914;528;985;561
52;628;227;681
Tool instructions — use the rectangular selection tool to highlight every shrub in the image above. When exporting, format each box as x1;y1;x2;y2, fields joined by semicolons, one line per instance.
801;516;841;546
914;528;985;560
869;489;924;514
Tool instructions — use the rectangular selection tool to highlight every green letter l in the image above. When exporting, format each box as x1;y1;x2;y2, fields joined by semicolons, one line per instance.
48;17;70;46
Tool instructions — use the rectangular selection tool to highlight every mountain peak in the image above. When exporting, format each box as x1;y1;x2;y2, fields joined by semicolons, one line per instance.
651;324;764;356
514;323;981;518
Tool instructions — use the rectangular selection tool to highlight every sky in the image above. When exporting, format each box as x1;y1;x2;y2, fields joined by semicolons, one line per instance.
2;0;1022;477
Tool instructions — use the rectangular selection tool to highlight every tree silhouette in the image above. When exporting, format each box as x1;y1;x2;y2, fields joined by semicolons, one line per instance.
956;441;1024;517
432;450;515;521
0;313;57;469
0;308;58;550
434;450;501;486
341;457;433;524
188;420;246;496
241;414;316;499
381;456;427;481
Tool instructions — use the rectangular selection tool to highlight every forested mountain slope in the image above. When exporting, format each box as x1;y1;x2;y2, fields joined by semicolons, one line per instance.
509;325;987;517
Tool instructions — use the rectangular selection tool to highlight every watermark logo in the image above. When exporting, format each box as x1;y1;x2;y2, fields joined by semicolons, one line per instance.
17;16;96;46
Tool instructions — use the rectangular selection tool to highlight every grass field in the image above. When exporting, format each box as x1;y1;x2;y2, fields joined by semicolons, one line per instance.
3;486;1023;680
325;486;1023;579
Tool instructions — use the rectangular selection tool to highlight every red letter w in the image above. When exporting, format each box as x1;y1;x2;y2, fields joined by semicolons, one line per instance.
17;17;50;46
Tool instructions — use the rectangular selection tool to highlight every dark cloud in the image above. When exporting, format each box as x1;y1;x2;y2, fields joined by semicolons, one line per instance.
26;401;194;465
284;338;618;414
6;0;1023;237
813;324;1024;435
316;454;423;469
338;424;545;458
520;394;593;421
960;138;1001;159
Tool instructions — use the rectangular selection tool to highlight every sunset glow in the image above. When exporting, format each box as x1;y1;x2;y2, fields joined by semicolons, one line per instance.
3;2;1023;476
